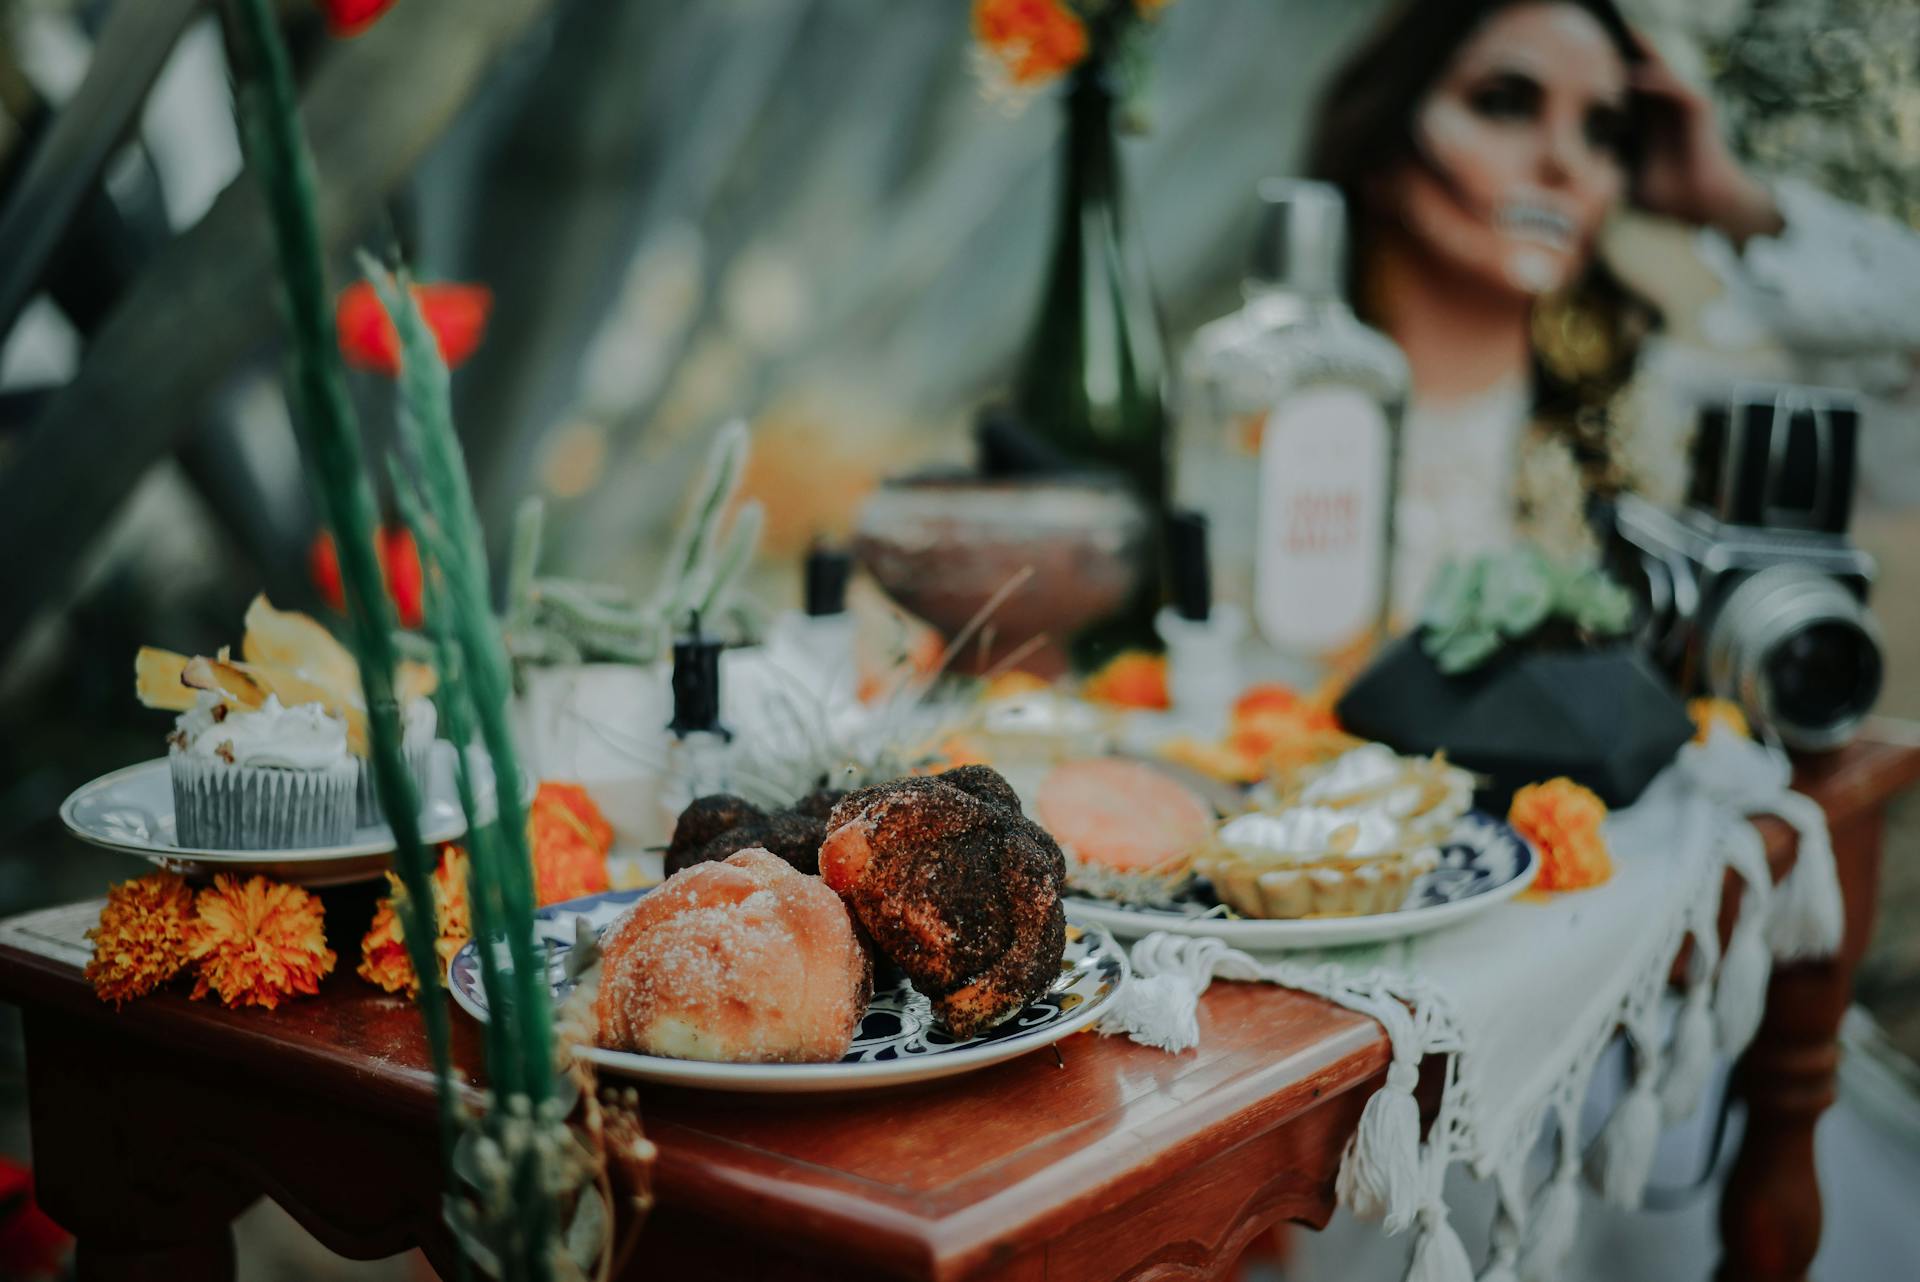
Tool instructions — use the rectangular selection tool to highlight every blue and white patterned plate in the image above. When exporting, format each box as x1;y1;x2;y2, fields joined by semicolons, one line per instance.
1065;811;1537;950
448;888;1130;1093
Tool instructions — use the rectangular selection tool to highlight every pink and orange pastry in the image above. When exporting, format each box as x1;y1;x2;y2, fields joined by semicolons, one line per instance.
594;848;871;1063
1034;758;1214;906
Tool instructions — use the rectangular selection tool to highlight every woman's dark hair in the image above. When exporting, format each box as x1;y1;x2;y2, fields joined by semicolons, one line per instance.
1307;0;1661;497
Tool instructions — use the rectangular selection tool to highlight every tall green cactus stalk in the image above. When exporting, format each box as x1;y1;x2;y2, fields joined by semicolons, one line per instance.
226;2;578;1277
224;0;457;1161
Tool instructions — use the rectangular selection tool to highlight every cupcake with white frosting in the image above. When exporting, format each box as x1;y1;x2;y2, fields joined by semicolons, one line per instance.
1194;805;1438;919
168;691;358;849
354;694;438;826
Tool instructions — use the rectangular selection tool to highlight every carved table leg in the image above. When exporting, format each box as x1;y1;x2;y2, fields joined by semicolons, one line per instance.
22;1009;257;1281
1717;810;1884;1282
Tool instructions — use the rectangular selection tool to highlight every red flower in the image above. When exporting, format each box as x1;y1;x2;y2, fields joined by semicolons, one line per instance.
318;0;399;38
336;281;491;376
382;526;424;629
310;530;344;613
0;1157;67;1280
309;526;426;628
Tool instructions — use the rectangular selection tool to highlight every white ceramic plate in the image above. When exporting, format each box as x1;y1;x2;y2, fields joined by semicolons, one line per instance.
1065;812;1538;950
449;887;1129;1093
58;740;468;885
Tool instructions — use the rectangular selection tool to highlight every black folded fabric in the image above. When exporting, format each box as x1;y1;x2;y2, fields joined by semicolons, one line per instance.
1336;636;1693;810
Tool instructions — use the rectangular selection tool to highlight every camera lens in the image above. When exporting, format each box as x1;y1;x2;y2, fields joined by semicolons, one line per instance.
1765;622;1882;736
1704;566;1883;752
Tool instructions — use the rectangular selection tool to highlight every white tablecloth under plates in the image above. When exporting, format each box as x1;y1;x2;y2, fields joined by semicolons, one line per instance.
1099;730;1841;1282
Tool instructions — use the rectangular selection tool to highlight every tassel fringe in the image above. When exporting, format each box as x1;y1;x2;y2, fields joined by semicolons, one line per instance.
1338;1059;1424;1232
1407;1205;1475;1282
1662;929;1718;1122
1096;972;1200;1052
1661;986;1716;1123
1479;1199;1522;1282
1589;1070;1660;1208
1520;1166;1579;1282
1765;793;1844;960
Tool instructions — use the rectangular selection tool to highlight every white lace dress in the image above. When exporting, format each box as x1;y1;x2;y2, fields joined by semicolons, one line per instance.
1390;178;1920;620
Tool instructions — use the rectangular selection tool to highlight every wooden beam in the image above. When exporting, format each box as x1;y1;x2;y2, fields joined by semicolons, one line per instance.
0;0;558;662
0;0;206;341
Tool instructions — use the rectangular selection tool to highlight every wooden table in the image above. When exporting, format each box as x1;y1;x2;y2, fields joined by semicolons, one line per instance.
6;735;1916;1282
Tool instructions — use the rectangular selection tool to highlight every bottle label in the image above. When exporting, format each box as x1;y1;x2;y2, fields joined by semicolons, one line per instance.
1254;385;1389;653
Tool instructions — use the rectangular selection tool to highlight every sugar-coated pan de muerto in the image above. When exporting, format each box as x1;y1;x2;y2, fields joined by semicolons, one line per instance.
595;848;872;1063
819;765;1067;1039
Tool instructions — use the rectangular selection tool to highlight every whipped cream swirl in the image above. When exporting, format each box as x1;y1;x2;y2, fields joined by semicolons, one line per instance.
172;692;350;770
1217;806;1403;863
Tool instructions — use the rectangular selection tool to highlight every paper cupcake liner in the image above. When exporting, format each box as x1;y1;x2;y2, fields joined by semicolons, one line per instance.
170;749;358;851
354;737;436;827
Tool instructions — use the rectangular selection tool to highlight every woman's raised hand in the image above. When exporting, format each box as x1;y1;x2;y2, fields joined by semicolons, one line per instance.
1627;31;1784;246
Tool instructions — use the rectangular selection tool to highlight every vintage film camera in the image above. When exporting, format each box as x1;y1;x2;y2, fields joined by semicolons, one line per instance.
1611;384;1882;751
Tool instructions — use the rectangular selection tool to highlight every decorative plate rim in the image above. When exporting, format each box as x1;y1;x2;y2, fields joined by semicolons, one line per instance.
447;887;1131;1089
1063;812;1538;947
58;743;467;862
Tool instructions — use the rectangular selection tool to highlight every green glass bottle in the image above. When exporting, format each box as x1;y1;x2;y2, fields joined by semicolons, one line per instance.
1013;66;1171;655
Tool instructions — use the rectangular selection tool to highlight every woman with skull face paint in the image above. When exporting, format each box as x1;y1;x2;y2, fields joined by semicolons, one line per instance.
1306;0;1920;619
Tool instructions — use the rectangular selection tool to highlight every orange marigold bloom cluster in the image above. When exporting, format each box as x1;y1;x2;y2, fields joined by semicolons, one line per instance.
1083;651;1170;710
1508;778;1613;893
85;873;196;1008
1162;682;1356;784
359;845;472;996
187;875;337;1009
530;783;613;907
973;0;1089;87
1688;696;1750;745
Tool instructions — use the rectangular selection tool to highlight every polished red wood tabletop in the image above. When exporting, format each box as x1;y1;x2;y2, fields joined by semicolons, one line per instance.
1;731;1913;1281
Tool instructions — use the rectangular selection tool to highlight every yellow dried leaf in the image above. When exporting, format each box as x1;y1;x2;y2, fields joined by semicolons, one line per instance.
242;594;360;704
230;660;369;756
134;647;200;712
181;656;268;708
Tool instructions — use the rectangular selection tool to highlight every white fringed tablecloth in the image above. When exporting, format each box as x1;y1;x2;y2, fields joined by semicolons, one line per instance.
1098;730;1841;1282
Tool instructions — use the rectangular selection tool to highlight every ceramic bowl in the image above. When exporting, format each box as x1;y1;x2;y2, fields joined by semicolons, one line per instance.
854;472;1148;676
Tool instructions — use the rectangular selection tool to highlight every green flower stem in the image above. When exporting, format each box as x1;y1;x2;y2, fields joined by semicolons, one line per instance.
225;0;458;1165
365;256;552;1106
393;471;523;1102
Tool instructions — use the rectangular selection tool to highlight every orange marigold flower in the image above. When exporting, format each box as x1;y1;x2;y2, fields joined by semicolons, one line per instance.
535;783;614;855
1083;651;1170;710
85;873;196;1007
1233;683;1341;732
358;845;472;996
1688;697;1750;745
1509;778;1612;893
973;0;1089;87
187;875;336;1010
530;784;613;907
357;896;413;996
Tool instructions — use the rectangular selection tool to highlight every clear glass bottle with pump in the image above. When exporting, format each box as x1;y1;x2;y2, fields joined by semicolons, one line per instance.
1175;179;1410;687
